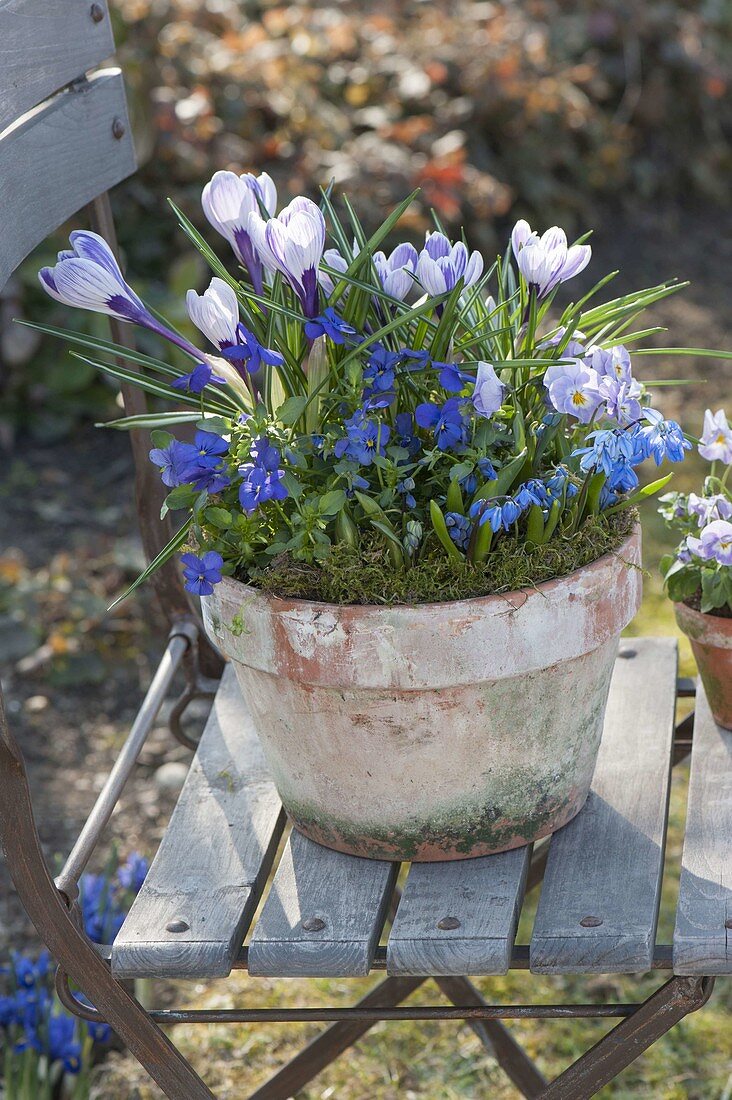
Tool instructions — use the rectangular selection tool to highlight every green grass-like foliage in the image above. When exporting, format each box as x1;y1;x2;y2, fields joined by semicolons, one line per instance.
254;509;637;605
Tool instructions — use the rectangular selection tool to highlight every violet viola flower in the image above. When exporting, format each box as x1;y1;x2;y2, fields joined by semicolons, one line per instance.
248;196;326;317
511;220;591;298
538;326;587;358
472;361;505;418
201;170;277;294
416;232;484;297
698;408;732;464
687;492;732;527
39;232;202;360
415;397;469;451
543;359;602;424
373;243;419;300
687;519;732;566
334;410;390;465
180;551;224;596
304;307;357;344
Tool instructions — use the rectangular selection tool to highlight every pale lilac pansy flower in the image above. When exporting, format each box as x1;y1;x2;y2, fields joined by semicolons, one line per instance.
539;326;587;359
373;243;419;301
416;231;484;297
511;220;591;298
543;359;602;424
598;375;643;426
687;492;732;528
39;231;202;360
698;408;732;464
248;197;326;317
201;171;277;295
687;519;732;566
472;361;505;419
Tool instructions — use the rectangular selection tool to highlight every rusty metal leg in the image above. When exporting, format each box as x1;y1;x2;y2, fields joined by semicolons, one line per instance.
539;976;714;1100
436;976;547;1098
0;692;215;1100
246;976;426;1100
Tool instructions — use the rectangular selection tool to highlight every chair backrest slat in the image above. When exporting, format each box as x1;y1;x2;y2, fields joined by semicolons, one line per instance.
0;69;136;292
0;0;116;131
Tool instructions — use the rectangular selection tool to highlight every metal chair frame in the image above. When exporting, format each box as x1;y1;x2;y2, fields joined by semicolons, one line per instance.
0;5;721;1097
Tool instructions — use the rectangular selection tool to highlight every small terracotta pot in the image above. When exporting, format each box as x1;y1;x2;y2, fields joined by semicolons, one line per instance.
674;602;732;730
202;527;642;861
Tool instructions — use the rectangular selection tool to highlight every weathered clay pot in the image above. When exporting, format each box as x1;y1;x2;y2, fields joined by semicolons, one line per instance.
202;527;642;861
674;602;732;730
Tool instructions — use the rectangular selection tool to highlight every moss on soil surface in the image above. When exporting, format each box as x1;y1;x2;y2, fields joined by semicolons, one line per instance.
250;509;637;606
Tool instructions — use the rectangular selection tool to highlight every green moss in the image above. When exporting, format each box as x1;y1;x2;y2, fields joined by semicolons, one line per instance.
247;509;638;605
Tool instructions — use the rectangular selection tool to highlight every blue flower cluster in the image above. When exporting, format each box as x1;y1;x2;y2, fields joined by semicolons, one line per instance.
149;430;230;493
0;853;148;1084
573;413;690;504
239;436;289;513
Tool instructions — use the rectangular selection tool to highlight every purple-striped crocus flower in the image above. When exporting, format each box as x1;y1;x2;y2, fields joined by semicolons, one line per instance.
247;197;326;317
511;220;591;298
416;232;483;297
39;232;203;360
201;171;277;295
186;277;240;351
373;243;419;300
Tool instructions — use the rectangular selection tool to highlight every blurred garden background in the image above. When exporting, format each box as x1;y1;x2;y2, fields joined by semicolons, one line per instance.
0;0;731;1095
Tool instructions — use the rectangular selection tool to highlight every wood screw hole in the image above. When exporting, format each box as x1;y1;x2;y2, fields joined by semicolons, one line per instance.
111;117;126;140
166;918;189;933
725;918;732;930
618;649;636;659
90;3;105;22
580;915;603;928
302;917;326;932
437;916;461;931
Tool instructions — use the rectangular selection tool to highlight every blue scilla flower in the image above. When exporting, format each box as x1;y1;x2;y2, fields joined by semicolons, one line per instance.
574;428;636;477
334;410;390;466
470;497;514;533
397;477;417;509
415;397;469;452
635;409;691;465
513;480;549;511
180;552;224;596
445;512;472;549
304;307;357;345
606;459;639;494
544;467;578;502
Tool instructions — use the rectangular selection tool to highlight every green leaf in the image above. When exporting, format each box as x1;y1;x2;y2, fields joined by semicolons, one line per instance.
525;504;545;546
164;485;196;512
604;474;674;515
151;430;174;449
108;520;192;610
204;507;233;529
276;395;309;426
98;411;201;431
429;500;464;561
493;449;528;496
445;478;464;515
319;489;347;515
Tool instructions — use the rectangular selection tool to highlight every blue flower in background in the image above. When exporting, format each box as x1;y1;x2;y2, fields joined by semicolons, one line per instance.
445;512;472;549
49;1014;82;1074
415;397;468;452
394;412;421;457
181;551;224;596
117;852;149;893
304;307;357;344
12;951;49;989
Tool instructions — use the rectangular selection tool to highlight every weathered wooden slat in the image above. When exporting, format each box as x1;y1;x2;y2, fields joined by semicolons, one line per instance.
530;638;678;974
0;69;136;292
673;683;732;975
248;830;398;978
0;0;116;131
386;846;530;976
112;666;286;979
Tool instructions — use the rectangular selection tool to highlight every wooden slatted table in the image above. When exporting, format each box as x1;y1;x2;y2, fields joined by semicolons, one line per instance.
107;637;730;1099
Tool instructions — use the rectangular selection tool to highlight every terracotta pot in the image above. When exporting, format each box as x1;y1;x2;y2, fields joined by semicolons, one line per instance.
202;527;642;861
674;602;732;730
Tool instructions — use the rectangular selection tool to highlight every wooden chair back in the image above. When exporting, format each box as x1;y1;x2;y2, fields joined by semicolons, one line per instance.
0;0;191;621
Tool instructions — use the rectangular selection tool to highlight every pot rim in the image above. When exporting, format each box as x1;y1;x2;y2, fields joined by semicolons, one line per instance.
214;523;642;615
674;599;732;648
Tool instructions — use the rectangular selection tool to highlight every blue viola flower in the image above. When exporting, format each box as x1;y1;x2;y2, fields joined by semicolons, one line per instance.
250;436;282;471
221;322;285;374
394;412;421;457
148;439;199;488
477;457;497;481
399;348;430;369
180;551;224;596
445;512;472;549
304;307;357;344
334;410;390;466
239;467;288;513
438;362;474;393
363;346;400;392
635;409;692;465
415;397;468;452
171;361;226;394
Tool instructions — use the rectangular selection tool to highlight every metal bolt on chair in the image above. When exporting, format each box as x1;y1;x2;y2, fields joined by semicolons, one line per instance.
0;5;729;1098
